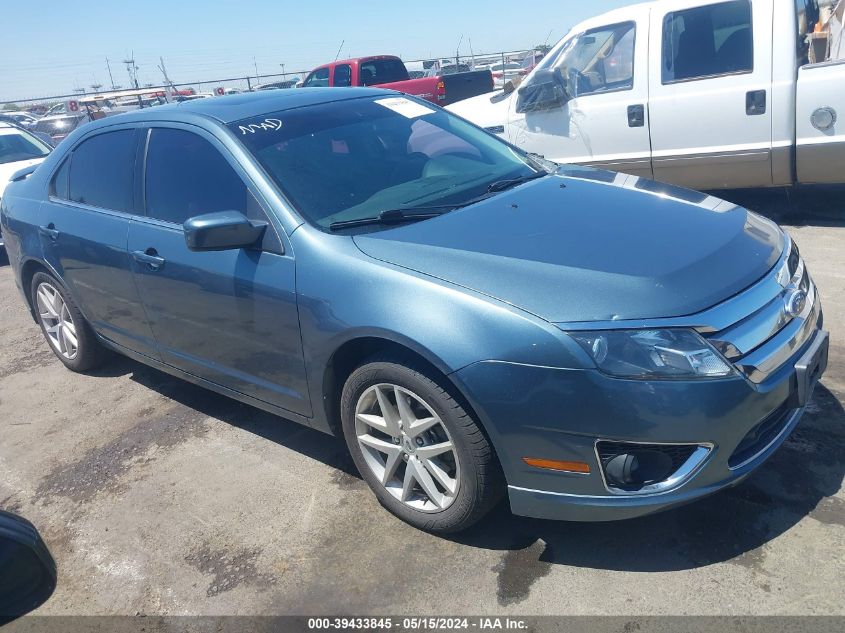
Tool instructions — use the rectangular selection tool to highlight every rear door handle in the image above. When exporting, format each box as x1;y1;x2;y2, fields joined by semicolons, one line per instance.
132;249;165;271
627;104;645;127
38;224;59;240
746;90;766;115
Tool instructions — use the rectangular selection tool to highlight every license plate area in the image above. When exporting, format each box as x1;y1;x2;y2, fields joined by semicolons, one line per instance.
794;330;829;407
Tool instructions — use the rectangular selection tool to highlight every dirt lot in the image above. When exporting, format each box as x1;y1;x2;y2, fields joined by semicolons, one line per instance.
1;193;843;616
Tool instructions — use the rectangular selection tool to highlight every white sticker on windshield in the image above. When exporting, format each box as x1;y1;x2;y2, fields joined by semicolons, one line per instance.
375;97;435;119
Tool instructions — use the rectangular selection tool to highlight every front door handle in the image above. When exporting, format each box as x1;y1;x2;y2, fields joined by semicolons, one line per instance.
38;224;59;241
132;248;165;271
627;104;645;127
746;90;766;115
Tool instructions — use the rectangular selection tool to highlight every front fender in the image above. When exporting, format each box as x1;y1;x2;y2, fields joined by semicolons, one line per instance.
292;227;589;432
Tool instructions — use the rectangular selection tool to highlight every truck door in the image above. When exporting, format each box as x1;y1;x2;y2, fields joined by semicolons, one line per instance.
507;12;653;178
796;61;845;182
647;0;773;189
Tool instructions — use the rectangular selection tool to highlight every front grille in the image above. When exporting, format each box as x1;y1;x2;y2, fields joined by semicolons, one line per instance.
703;239;818;383
597;442;696;473
728;401;793;468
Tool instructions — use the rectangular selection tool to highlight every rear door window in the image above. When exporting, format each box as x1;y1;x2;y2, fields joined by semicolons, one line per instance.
662;0;753;83
359;59;409;85
68;130;136;211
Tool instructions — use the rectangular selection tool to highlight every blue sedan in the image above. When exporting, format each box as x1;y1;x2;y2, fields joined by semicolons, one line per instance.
0;89;828;532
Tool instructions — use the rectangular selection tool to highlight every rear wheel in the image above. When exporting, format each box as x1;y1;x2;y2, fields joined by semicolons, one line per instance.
31;272;109;372
341;355;504;533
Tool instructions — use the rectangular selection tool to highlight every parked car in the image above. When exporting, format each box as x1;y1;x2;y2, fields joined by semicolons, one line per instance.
0;112;39;130
301;55;494;105
32;114;89;144
478;61;524;88
254;79;299;91
0;89;827;532
520;50;545;75
0;122;52;251
448;0;844;190
438;63;472;75
0;510;56;623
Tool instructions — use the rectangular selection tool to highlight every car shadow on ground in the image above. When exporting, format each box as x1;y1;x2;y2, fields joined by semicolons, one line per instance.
92;355;844;573
88;355;358;478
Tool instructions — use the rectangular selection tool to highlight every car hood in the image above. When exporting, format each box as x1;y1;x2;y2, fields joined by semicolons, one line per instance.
0;157;46;199
353;170;784;323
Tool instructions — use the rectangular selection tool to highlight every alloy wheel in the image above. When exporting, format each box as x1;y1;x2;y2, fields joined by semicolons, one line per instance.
36;282;79;360
355;383;460;512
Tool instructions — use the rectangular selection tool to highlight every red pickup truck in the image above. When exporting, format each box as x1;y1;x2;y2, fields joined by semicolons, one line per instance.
300;55;494;106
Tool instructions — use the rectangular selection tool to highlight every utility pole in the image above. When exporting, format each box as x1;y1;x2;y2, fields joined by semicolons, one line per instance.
280;63;286;81
123;53;140;89
157;57;178;99
124;53;141;107
105;58;116;90
253;56;259;82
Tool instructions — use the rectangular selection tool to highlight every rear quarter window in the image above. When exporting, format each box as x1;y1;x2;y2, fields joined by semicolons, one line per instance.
50;158;70;199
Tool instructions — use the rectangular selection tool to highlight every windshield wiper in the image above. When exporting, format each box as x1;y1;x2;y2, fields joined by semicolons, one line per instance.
329;171;551;231
486;170;548;193
329;206;457;231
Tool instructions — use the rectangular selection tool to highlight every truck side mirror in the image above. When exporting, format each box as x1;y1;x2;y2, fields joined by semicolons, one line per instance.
515;68;568;113
0;511;57;624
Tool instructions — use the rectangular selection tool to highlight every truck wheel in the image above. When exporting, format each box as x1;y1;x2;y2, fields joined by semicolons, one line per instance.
31;272;110;372
341;354;504;533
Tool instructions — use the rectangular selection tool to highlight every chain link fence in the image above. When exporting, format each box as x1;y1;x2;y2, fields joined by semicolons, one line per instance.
0;49;538;112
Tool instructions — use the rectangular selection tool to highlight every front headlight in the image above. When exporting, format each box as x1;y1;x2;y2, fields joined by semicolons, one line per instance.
569;329;735;379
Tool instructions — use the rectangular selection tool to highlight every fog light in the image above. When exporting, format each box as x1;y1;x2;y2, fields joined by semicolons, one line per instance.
604;450;673;489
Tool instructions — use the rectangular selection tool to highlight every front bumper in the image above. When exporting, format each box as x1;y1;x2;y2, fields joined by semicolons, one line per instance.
453;324;828;522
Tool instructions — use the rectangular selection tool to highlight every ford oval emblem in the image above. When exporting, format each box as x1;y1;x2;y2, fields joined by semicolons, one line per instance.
785;289;807;318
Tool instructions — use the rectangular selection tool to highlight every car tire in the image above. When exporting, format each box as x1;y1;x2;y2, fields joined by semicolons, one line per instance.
30;271;110;372
341;354;504;533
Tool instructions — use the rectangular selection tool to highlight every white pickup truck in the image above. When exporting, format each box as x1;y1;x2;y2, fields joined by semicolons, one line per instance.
448;0;845;190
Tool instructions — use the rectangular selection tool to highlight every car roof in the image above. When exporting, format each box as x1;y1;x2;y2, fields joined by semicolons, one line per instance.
331;55;401;66
104;87;391;126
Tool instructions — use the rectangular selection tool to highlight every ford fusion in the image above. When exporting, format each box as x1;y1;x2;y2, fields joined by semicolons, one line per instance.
0;89;828;532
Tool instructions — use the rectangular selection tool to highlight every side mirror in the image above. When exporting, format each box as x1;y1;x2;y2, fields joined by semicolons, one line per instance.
183;211;267;252
0;511;57;624
515;68;568;114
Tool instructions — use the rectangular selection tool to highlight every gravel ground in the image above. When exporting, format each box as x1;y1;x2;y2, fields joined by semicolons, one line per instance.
0;191;842;617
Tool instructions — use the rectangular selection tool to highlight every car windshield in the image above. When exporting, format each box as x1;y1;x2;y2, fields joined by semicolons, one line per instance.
0;128;51;164
231;96;541;231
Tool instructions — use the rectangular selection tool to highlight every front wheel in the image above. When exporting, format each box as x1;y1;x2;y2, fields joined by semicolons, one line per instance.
340;355;504;533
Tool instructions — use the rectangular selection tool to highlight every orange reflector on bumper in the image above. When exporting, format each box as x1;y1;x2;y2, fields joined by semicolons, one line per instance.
523;457;591;474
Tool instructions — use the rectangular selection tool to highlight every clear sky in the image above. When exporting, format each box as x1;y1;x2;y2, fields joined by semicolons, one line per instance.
1;0;635;103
